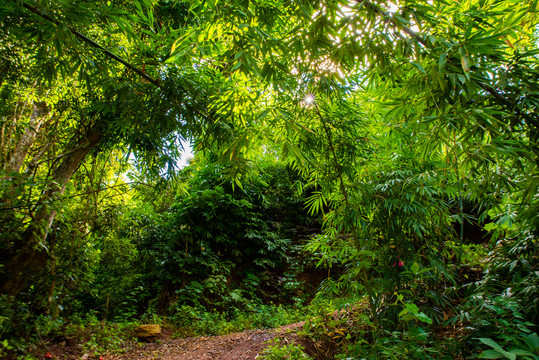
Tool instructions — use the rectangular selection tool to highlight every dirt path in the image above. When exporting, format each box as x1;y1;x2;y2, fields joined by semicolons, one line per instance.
104;322;305;360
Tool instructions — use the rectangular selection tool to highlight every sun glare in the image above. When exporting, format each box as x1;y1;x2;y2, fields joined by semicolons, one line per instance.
303;94;316;105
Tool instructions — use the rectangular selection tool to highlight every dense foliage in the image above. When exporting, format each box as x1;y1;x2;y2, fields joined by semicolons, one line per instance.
1;0;538;359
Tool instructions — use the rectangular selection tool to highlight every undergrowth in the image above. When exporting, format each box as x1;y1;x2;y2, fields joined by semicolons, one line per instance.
170;303;309;337
259;338;312;360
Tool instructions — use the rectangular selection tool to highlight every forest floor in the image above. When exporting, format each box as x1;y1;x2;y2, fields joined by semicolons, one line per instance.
43;322;306;360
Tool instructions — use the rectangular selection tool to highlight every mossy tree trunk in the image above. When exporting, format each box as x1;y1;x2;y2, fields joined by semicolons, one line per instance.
0;128;102;295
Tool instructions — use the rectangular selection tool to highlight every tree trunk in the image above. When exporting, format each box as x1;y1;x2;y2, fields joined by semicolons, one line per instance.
0;128;102;296
7;101;48;173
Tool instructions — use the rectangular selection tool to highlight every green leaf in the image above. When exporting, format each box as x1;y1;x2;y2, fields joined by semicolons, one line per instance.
439;51;448;74
477;338;504;352
411;262;420;274
521;333;539;352
415;312;433;324
478;350;505;359
459;46;470;80
509;349;535;356
410;61;426;74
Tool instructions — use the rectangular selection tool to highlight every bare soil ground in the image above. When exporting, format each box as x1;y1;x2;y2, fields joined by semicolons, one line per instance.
43;322;306;360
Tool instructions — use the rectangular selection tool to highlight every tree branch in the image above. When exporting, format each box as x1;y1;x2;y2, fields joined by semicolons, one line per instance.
0;181;154;211
363;1;427;47
19;1;162;88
